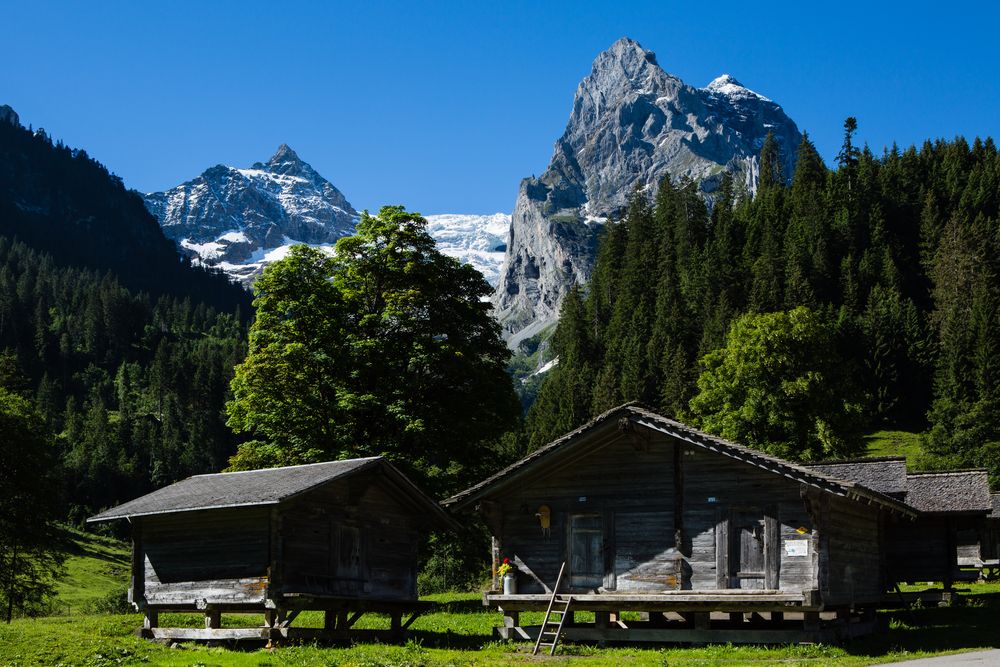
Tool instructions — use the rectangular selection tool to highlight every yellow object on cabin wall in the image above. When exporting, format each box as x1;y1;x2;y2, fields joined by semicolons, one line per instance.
537;505;551;534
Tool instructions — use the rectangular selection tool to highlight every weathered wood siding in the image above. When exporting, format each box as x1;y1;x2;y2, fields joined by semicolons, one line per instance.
682;446;817;593
494;427;678;594
279;470;420;600
488;425;892;604
139;508;270;607
820;494;883;605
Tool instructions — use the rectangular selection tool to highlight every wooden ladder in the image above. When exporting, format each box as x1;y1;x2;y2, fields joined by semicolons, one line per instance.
532;562;571;656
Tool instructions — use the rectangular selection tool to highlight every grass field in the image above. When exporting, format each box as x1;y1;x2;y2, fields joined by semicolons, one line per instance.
864;430;932;469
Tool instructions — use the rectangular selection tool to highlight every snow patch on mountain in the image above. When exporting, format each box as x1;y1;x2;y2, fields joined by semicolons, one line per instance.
424;213;511;285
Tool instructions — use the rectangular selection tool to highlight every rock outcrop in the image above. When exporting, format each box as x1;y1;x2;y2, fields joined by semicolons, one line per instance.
0;105;20;127
493;38;802;345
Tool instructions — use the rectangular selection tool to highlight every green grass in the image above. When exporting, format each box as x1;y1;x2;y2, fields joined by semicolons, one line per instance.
864;430;931;469
6;529;1000;665
50;526;131;614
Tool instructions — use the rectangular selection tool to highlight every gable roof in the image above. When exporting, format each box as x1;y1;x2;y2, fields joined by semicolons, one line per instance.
444;404;915;517
805;458;908;497
88;457;454;528
903;470;992;514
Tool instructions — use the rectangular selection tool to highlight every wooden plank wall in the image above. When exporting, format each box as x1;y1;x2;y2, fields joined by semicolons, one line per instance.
494;429;677;594
821;494;883;605
140;508;271;607
682;447;817;593
490;427;889;603
279;470;420;601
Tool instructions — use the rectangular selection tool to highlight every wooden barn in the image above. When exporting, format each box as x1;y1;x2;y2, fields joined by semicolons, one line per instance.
804;460;995;594
889;470;992;586
88;456;454;643
444;404;916;645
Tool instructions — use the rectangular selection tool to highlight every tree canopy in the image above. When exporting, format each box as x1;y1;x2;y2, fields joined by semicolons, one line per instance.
227;206;521;495
688;307;865;461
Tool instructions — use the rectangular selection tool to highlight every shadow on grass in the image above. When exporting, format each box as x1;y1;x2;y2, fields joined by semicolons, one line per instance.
429;598;490;614
844;589;1000;657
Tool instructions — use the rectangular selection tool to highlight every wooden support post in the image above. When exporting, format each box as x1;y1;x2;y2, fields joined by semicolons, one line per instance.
771;611;784;623
324;610;336;631
205;610;221;629
727;612;743;623
502;610;519;629
143;611;158;629
264;609;277;628
595;611;610;629
693;612;710;630
337;611;348;630
803;611;821;632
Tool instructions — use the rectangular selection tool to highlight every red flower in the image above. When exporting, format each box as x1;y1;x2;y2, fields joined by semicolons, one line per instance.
503;557;510;564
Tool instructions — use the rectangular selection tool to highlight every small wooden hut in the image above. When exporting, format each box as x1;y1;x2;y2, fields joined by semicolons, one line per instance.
887;470;992;586
88;457;454;643
445;404;915;644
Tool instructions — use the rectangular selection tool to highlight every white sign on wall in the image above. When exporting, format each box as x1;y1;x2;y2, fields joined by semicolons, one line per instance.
784;540;809;557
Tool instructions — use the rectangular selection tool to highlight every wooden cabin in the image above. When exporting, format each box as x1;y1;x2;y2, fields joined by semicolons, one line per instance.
444;404;915;644
888;470;992;586
88;457;454;643
804;461;994;595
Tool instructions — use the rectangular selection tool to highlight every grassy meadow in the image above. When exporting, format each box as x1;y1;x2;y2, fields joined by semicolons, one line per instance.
5;516;1000;665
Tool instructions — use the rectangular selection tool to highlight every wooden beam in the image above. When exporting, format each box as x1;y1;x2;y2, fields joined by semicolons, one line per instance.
205;610;221;630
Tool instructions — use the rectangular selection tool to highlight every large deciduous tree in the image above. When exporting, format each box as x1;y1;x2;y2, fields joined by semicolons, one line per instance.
688;306;865;461
227;206;520;494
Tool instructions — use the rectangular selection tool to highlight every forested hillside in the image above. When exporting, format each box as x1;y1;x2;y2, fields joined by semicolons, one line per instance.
527;126;1000;480
0;116;248;312
0;116;250;522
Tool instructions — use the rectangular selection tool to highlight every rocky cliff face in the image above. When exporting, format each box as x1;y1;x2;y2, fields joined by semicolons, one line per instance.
144;145;358;283
0;105;20;127
494;37;802;345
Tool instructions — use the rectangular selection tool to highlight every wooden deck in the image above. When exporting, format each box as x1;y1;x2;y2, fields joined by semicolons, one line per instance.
139;595;430;644
487;591;877;644
486;590;817;613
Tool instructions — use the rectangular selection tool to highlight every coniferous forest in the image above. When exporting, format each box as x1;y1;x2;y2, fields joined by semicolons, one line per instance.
527;125;1000;484
0;117;250;526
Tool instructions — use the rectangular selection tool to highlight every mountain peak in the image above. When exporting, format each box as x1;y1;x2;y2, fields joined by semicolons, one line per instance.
599;36;658;69
707;74;743;88
704;74;770;102
0;104;20;128
269;143;301;164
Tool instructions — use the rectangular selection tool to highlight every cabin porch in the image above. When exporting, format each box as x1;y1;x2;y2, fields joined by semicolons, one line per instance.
486;591;877;644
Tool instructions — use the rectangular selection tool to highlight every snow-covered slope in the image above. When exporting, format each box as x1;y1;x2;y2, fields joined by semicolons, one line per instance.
424;213;510;285
144;148;511;286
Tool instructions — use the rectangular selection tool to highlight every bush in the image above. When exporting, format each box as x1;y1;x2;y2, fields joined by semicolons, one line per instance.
85;586;132;614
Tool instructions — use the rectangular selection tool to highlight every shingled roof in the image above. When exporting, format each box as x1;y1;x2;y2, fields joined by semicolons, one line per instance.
88;457;452;526
806;458;908;498
903;470;993;514
444;404;915;517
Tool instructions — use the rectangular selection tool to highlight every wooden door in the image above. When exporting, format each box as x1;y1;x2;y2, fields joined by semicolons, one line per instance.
730;508;766;589
569;513;604;590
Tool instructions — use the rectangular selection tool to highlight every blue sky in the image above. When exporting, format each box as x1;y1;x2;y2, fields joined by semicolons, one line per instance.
1;1;997;214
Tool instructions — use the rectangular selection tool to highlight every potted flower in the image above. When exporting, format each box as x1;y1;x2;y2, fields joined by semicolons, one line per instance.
498;557;516;595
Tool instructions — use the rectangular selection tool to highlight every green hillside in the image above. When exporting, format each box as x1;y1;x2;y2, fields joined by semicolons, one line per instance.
50;527;129;615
